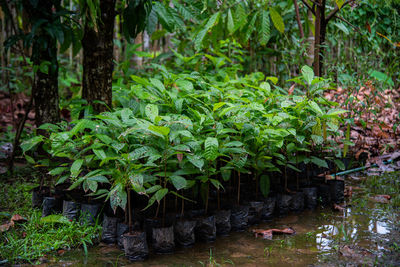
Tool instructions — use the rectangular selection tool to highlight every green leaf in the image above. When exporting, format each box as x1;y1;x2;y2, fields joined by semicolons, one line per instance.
24;154;35;164
149;78;165;92
259;10;270;45
93;149;106;160
334;159;345;171
129;173;144;191
269;7;284;33
155;188;168;202
70;159;83;178
213;102;227;111
20;136;44;153
204;137;219;161
309;101;323;116
301;65;314;85
260;175;270;198
129;147;150;161
194;12;220;51
145;104;159;123
87;175;109;184
368;70;394;86
41;215;70;224
49;167;68;176
170;175;187;190
187;154;204;170
244;12;257;43
109;183;127;212
96;134;113;145
334;22;349;35
335;0;345;9
148;125;170;137
311;156;328;168
227;8;235;34
146;185;162;194
120;108;133;123
56;175;69;185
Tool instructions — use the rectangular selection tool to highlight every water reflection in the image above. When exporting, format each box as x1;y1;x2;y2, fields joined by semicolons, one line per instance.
56;186;398;267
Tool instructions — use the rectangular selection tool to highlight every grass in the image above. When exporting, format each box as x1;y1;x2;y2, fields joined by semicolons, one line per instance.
0;176;102;265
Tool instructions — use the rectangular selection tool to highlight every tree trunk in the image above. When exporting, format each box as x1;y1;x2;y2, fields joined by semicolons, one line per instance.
313;0;328;77
82;0;116;114
25;0;61;126
313;0;322;77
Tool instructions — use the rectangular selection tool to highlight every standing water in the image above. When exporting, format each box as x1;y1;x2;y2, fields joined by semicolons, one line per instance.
53;174;400;266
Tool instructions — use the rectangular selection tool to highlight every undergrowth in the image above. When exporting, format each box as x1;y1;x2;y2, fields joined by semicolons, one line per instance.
0;177;102;265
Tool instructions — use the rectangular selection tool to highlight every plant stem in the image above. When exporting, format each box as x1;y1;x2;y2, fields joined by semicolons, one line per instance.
128;187;132;234
217;188;220;210
181;195;184;217
255;171;259;199
284;165;288;191
205;182;210;214
237;171;241;205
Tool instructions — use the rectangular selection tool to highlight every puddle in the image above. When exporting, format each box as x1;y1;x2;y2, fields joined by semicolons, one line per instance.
50;176;400;266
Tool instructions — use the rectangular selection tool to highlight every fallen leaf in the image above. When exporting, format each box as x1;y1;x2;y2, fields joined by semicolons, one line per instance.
0;214;27;232
344;186;353;198
333;203;345;211
252;227;295;239
369;195;391;204
288;84;295;95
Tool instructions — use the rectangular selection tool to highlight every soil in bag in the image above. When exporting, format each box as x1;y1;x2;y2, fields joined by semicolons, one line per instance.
117;222;129;249
318;183;331;206
289;191;304;212
101;215;119;244
247;201;263;225
215;209;231;236
80;203;101;225
276;194;292;216
42;197;56;217
32;186;50;208
174;219;196;247
122;231;148;262
144;218;161;243
152;225;175;254
302;187;318;210
195;215;216;242
230;205;249;231
328;179;345;204
62;200;80;221
261;196;276;221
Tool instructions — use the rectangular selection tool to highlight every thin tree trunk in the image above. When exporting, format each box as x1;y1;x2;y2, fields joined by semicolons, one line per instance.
293;0;304;40
313;0;322;76
82;0;116;114
306;10;315;66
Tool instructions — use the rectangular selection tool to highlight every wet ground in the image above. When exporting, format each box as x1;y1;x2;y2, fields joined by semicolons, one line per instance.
50;174;400;267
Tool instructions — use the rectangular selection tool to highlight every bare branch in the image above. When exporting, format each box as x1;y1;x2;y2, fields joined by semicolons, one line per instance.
300;0;315;15
335;15;362;34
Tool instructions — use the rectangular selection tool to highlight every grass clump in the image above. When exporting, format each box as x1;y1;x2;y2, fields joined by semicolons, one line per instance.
0;179;101;265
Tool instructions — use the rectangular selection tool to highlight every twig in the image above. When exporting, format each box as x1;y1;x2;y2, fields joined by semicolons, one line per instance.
326;0;355;22
335;15;362;34
300;0;315;15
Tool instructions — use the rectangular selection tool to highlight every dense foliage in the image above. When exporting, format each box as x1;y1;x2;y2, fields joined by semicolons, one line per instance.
0;0;399;264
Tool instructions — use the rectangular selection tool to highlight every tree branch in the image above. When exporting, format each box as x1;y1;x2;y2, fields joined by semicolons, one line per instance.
326;0;354;22
335;15;362;34
294;0;305;40
300;0;315;15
